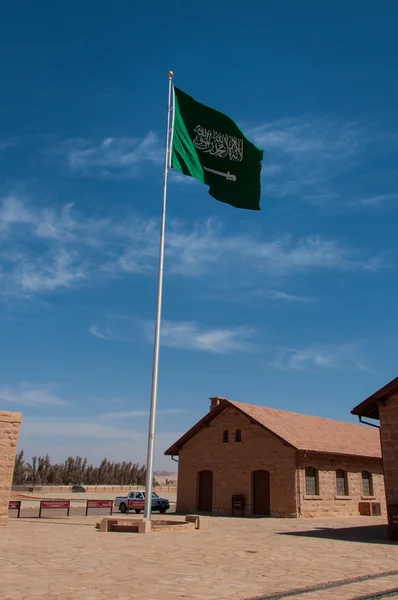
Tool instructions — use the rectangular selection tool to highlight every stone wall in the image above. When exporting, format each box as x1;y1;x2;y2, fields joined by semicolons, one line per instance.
0;411;22;526
299;452;385;517
379;393;398;513
176;405;297;517
11;485;176;493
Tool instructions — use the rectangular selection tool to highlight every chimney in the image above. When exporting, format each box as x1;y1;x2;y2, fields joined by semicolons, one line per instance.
209;396;227;411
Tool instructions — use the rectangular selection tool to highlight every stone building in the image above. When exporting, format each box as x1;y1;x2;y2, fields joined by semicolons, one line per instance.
352;377;398;539
165;397;385;518
0;411;22;526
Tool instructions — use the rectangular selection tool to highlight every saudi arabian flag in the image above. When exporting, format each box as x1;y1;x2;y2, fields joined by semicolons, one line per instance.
171;87;263;210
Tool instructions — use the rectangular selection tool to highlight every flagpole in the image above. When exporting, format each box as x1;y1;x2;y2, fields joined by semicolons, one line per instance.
144;71;174;521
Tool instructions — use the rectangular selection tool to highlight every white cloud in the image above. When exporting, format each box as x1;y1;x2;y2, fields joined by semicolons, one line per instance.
17;248;87;292
249;117;398;213
0;383;69;407
89;323;113;341
0;137;19;150
260;290;318;303
0;195;388;299
271;342;370;372
91;316;259;354
251;117;361;160
158;320;257;353
99;408;186;420
248;116;364;198
53;132;162;178
248;116;398;210
357;193;398;207
166;220;386;276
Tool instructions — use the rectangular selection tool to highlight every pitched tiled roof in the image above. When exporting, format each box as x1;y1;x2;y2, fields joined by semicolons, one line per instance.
165;399;381;459
351;377;398;420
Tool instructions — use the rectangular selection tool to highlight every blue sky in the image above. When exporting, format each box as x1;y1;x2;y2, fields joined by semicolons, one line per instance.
1;1;397;470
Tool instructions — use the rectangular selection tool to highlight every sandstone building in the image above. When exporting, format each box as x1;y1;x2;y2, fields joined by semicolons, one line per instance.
0;411;22;526
165;397;385;518
352;377;398;539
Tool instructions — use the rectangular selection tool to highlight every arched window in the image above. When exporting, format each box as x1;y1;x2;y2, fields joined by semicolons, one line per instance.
305;467;319;496
235;429;242;442
222;430;229;443
362;471;373;496
336;469;348;496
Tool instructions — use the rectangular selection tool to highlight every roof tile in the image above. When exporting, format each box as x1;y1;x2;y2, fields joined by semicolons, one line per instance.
229;400;381;458
164;399;382;458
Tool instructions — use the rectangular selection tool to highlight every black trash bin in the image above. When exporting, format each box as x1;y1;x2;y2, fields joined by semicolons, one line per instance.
388;504;398;541
232;494;245;517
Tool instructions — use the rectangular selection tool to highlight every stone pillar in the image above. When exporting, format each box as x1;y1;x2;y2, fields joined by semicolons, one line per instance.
0;412;22;526
379;394;398;537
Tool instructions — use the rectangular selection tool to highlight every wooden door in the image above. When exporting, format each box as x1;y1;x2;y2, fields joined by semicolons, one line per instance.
198;470;213;512
252;470;270;516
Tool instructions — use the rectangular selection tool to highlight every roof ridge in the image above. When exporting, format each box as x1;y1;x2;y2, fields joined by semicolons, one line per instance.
165;397;381;458
228;399;376;429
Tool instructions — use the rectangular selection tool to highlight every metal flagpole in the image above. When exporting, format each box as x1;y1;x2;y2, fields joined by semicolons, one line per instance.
144;71;174;520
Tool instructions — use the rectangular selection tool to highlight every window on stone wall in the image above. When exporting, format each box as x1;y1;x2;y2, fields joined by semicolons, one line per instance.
235;429;242;442
362;470;373;496
305;467;319;496
222;430;229;443
336;469;348;496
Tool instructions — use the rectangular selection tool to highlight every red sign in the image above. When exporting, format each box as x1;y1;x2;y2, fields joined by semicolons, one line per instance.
87;500;113;508
39;500;70;517
8;500;21;518
85;499;113;515
128;499;145;508
41;500;70;509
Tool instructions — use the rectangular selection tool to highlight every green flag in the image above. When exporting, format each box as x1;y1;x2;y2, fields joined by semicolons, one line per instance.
171;87;263;211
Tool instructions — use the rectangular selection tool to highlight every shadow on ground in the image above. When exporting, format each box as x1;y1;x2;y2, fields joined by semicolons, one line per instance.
279;524;395;544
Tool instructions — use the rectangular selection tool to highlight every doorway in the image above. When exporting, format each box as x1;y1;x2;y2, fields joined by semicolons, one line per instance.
197;470;213;512
252;470;270;516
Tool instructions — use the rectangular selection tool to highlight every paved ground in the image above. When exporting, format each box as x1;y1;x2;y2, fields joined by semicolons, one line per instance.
1;514;397;600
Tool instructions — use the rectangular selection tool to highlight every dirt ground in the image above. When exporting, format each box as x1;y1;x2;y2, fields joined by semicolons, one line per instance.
1;514;398;600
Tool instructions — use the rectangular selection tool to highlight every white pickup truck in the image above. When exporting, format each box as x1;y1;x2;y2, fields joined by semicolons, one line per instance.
114;490;170;514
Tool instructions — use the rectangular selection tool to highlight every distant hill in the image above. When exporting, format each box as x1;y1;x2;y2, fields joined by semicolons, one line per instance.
154;470;177;485
154;470;177;478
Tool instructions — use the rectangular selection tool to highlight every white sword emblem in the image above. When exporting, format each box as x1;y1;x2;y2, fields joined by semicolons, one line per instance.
203;166;237;181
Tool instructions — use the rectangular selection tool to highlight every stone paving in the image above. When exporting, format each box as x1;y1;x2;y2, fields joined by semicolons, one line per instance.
0;514;397;600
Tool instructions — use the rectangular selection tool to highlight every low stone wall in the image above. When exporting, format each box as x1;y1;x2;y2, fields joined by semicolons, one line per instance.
0;412;22;526
12;484;176;494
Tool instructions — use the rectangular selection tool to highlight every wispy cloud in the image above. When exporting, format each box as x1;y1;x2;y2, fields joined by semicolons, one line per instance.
156;320;258;353
52;132;162;178
271;342;370;372
356;193;398;208
251;117;362;160
249;116;364;198
0;195;388;299
247;117;398;211
99;408;186;420
90;316;259;354
166;220;387;277
0;383;69;407
0;137;19;150
259;290;318;303
89;323;114;341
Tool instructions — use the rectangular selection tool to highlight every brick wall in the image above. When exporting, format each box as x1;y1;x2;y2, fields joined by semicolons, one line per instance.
177;405;297;517
0;411;22;526
299;452;385;517
379;393;398;509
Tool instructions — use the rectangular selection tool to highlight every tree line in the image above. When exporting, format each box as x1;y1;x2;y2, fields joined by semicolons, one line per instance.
12;451;158;486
